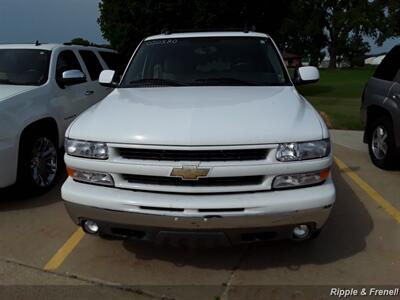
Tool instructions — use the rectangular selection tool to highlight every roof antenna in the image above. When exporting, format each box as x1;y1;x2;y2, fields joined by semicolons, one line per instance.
35;40;41;46
161;28;170;35
244;25;257;33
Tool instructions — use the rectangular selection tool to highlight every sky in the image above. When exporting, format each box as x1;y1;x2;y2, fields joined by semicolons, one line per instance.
367;37;400;54
0;0;106;44
0;0;399;54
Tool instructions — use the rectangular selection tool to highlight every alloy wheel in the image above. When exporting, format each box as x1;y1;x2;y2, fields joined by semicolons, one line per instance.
30;137;58;187
371;126;388;160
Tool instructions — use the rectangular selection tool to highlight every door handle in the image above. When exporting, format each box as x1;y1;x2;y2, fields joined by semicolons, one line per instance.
85;90;94;96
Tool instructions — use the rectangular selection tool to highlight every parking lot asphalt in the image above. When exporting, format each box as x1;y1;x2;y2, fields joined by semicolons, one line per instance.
0;130;399;300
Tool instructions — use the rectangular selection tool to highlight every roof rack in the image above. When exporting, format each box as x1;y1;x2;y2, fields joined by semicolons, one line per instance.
63;42;89;47
160;26;257;35
62;42;115;50
0;41;49;45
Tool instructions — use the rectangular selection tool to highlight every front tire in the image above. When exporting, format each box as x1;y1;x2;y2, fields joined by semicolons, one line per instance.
367;116;398;170
17;133;59;195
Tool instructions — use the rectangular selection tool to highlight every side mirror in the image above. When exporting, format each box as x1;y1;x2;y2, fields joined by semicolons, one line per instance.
293;66;319;85
60;70;86;86
99;70;118;87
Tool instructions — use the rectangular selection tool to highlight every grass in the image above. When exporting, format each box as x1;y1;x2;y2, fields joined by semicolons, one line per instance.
297;67;376;130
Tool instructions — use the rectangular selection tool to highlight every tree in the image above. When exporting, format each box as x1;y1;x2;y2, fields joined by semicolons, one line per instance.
283;0;393;68
70;37;91;46
98;0;292;59
321;0;388;68
383;0;400;37
281;1;327;66
338;33;370;67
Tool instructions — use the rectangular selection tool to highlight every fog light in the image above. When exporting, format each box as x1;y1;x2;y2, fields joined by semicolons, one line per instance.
83;220;99;234
293;225;311;240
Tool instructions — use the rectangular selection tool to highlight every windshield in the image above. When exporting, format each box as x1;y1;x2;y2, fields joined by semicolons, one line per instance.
121;37;291;87
0;49;51;86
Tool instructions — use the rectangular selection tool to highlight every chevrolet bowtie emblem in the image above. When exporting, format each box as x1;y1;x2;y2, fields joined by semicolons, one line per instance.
170;165;210;181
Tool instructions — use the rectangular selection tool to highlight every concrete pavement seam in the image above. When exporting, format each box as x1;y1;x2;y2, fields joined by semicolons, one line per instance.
219;245;251;300
0;256;174;300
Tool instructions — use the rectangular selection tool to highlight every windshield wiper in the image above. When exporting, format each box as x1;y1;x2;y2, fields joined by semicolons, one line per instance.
128;78;186;87
194;77;263;86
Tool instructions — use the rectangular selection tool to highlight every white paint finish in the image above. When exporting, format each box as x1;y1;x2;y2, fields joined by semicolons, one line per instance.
145;31;269;41
65;152;332;194
67;86;324;145
0;44;60;51
62;33;335;230
0;44;116;187
297;66;320;82
62;176;335;217
0;85;39;103
99;70;116;85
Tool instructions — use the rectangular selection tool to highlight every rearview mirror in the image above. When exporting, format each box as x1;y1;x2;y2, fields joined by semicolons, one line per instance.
60;70;86;86
293;66;319;85
99;70;118;87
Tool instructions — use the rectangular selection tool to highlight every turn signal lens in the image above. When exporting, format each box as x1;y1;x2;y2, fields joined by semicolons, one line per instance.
66;167;75;177
319;169;330;181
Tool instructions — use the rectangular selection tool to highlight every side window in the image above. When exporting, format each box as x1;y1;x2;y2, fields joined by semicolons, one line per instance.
56;50;84;86
373;47;400;82
99;51;124;76
79;50;103;80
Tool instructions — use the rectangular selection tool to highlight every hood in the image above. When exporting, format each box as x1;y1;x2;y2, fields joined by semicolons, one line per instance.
0;85;39;103
68;86;324;146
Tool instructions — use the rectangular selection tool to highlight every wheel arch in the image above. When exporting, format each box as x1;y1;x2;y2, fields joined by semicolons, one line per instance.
19;117;60;153
364;105;393;143
16;117;60;191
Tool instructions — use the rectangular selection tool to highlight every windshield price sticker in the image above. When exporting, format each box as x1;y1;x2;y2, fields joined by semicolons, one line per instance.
330;287;400;298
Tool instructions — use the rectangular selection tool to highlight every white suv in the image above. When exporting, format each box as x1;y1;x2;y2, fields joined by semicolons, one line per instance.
0;43;119;193
62;32;336;244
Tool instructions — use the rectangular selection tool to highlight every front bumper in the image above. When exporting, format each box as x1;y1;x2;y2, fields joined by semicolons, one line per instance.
62;177;335;243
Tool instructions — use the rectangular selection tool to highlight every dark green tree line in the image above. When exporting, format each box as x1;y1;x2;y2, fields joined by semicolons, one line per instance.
282;0;399;68
98;0;400;68
98;0;292;59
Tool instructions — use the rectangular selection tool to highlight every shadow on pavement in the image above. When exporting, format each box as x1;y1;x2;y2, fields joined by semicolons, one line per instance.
0;173;66;211
122;164;373;270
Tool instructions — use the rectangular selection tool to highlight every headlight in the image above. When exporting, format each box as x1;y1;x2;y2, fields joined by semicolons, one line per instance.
67;168;114;187
276;139;330;162
273;169;330;189
65;138;108;159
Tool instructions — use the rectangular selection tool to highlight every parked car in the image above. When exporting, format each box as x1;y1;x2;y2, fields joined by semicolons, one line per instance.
62;31;335;245
361;45;400;169
0;43;120;193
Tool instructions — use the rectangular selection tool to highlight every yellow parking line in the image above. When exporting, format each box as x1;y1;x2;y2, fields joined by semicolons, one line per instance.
334;156;400;224
44;228;85;271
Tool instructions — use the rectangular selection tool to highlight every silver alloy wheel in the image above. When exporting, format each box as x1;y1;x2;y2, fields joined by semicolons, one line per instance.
371;126;388;160
30;137;58;187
